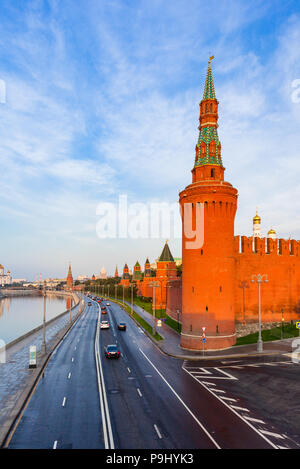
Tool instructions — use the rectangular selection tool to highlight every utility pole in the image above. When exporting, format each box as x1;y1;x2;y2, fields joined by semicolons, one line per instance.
251;274;269;352
149;282;159;336
41;281;46;354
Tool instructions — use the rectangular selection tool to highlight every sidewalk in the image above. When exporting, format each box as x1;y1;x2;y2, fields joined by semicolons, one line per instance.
121;299;295;360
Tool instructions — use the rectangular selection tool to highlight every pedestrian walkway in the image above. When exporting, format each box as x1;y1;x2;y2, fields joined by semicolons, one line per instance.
120;299;295;360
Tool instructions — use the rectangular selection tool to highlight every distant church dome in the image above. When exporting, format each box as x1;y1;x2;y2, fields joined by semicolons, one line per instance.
253;211;261;225
268;228;276;239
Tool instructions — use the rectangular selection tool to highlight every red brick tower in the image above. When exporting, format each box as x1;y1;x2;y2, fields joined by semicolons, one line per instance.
66;263;73;291
120;263;130;287
179;57;238;351
141;258;152;297
155;241;177;310
133;261;142;281
114;266;119;278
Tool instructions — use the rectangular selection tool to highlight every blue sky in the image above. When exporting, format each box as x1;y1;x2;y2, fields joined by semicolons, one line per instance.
0;0;300;280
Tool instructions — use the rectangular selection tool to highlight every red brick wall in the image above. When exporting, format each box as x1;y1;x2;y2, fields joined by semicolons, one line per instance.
234;236;300;323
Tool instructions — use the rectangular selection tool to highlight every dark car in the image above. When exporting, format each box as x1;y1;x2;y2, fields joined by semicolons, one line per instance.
118;323;126;331
101;306;107;313
105;344;120;359
88;302;92;306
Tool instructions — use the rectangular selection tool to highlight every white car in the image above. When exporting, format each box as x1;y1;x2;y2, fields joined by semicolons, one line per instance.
106;302;110;306
100;321;110;329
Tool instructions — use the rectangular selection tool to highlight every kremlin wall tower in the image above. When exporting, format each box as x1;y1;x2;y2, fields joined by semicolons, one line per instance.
117;57;300;351
68;58;300;351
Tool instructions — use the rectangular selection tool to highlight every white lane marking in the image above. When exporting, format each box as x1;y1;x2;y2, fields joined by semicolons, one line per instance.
53;440;58;449
190;367;237;381
231;405;250;413
214;367;238;381
219;396;237;402
71;357;74;362
260;430;285;440
154;424;162;439
221;360;241;364
137;388;142;397
68;372;71;379
183;365;278;449
139;348;221;449
94;302;115;449
244;416;266;424
213;389;226;394
127;367;131;373
62;397;66;407
202;381;216;386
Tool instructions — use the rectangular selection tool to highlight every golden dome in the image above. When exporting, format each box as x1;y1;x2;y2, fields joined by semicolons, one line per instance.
268;228;276;235
253;211;261;224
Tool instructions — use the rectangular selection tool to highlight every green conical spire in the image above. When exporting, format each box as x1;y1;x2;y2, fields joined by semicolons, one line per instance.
203;56;216;100
194;56;223;168
158;241;174;262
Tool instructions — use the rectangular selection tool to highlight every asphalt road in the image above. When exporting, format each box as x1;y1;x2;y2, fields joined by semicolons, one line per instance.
7;297;298;449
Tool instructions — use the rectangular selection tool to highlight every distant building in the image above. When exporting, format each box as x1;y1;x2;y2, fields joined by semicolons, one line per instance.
0;264;12;286
77;275;90;282
100;267;107;279
66;264;73;290
11;278;27;284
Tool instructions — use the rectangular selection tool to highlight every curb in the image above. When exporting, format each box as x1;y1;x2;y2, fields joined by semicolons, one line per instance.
106;297;293;362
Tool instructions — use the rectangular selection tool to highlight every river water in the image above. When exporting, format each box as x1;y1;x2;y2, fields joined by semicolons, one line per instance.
0;294;73;344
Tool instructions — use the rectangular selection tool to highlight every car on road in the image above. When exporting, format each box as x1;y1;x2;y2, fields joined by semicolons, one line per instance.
106;302;110;306
100;321;110;329
88;302;92;306
104;344;120;359
101;307;107;314
118;323;126;331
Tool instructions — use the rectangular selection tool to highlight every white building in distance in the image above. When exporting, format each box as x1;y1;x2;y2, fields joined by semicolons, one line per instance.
0;264;12;286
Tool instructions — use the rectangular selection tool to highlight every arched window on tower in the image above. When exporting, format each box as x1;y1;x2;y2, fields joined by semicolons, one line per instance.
205;103;208;113
210;103;213;112
211;168;215;178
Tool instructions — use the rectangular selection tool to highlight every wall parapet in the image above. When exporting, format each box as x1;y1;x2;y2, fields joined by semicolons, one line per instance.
234;236;300;257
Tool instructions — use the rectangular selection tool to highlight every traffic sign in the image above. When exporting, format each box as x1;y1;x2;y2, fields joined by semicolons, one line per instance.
202;337;206;343
296;322;300;329
29;345;37;369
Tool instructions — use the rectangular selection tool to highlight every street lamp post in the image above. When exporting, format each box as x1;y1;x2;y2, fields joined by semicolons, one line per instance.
41;281;46;354
251;274;269;352
122;285;125;304
149;282;160;336
130;283;134;315
238;281;249;325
